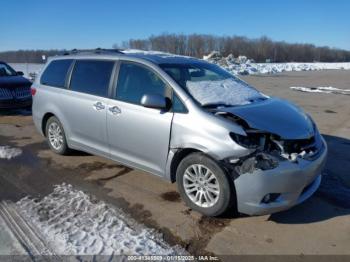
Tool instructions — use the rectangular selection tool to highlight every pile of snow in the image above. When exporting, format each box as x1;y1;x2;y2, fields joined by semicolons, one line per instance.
186;78;265;106
290;86;350;95
9;51;350;80
9;63;43;80
0;146;22;160
203;51;350;75
16;184;185;256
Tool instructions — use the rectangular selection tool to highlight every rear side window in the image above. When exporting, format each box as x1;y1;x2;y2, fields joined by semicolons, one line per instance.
70;60;114;97
40;59;73;87
116;62;167;105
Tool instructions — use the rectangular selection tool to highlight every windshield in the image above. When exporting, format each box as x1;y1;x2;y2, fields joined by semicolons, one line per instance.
160;62;265;107
0;63;17;77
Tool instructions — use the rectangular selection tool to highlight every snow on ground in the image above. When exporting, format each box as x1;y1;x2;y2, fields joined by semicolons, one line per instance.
290;86;350;95
186;78;265;106
8;51;350;80
0;146;22;160
16;183;186;256
0;216;26;255
203;51;350;75
9;63;43;80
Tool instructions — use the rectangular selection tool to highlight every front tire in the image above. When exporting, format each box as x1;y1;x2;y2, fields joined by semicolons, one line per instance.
45;116;70;155
176;153;234;217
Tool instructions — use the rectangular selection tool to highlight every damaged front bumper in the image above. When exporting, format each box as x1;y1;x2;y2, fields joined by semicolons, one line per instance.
233;136;327;215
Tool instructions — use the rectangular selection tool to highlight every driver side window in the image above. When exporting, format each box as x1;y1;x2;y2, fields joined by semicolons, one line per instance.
115;62;167;105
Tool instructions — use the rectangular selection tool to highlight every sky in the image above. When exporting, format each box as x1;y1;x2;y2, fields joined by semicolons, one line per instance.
1;0;349;51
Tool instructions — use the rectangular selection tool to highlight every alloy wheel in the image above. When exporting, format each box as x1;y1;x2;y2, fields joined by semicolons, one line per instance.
183;164;220;208
48;122;64;151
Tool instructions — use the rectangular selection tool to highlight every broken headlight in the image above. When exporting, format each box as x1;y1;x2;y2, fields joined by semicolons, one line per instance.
230;132;264;149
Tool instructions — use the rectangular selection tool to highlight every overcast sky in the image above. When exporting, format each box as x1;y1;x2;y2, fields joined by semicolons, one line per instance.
1;0;349;51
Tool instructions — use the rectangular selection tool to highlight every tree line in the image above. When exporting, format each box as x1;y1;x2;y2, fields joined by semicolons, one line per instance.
118;33;350;62
0;50;64;63
1;34;349;63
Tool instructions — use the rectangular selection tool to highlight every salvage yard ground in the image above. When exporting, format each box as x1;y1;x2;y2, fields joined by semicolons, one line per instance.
0;70;349;258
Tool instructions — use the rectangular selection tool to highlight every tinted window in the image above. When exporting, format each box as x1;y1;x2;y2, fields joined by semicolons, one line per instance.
41;59;73;87
116;63;167;104
172;93;187;113
70;60;114;97
0;63;17;77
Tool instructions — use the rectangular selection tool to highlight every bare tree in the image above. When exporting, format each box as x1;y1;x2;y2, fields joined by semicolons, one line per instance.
122;33;350;62
1;34;349;63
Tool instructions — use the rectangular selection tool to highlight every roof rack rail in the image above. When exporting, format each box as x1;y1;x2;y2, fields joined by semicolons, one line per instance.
94;48;124;54
63;48;124;56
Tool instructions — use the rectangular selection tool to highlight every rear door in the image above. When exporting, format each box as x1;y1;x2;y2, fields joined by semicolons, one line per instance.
60;59;115;157
106;61;173;176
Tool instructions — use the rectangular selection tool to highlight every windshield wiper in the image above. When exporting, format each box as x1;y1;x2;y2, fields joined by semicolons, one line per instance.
202;103;234;108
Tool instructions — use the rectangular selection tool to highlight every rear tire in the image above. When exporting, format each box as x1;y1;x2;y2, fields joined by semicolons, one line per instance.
176;152;234;217
45;116;70;155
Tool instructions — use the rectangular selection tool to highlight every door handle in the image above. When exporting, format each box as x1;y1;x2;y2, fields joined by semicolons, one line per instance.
93;101;105;111
109;105;121;115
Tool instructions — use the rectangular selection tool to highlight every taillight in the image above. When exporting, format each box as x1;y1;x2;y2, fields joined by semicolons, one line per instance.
31;87;37;96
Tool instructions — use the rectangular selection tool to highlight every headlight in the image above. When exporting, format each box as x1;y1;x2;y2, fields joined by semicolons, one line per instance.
230;132;261;149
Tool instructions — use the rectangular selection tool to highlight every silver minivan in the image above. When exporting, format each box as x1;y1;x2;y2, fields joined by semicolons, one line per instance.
32;49;327;217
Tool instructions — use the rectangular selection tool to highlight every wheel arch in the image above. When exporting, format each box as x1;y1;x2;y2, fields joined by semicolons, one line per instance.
42;112;55;136
169;148;201;183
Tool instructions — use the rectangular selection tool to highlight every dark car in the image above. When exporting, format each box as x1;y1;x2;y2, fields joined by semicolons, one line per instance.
0;61;32;109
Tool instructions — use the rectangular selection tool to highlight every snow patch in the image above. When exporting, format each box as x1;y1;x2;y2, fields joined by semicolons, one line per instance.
9;52;350;81
203;52;350;75
186;78;265;106
16;184;186;256
290;86;350;95
9;63;43;80
0;146;22;160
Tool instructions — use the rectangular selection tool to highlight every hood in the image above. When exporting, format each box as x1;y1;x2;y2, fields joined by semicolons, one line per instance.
0;75;31;88
217;97;315;139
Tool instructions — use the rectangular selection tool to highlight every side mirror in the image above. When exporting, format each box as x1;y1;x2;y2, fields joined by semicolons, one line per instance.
17;71;24;76
141;94;167;109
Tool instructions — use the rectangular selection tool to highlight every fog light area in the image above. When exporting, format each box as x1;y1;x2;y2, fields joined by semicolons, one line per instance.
261;193;281;204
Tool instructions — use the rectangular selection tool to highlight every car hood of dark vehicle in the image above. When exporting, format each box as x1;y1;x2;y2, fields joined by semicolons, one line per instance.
217;97;315;139
0;75;31;88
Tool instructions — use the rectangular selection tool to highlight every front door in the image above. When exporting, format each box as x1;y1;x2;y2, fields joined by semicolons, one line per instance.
107;62;173;176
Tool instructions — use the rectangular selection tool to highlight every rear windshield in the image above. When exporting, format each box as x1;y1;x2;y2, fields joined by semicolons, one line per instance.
160;62;265;107
41;59;73;88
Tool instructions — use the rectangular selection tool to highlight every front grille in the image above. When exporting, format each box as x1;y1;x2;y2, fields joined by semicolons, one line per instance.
0;87;31;100
0;87;13;100
12;86;31;99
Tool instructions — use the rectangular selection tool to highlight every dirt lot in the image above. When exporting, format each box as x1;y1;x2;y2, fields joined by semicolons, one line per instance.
0;70;349;257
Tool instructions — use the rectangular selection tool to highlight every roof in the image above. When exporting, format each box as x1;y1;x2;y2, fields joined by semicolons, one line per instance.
59;48;204;65
122;51;203;65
